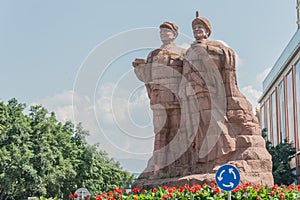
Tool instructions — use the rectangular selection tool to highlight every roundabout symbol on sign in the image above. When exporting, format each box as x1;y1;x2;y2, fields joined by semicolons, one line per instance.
215;164;240;191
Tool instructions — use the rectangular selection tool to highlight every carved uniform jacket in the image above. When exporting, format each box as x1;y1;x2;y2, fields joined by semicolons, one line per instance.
145;47;185;108
183;40;238;98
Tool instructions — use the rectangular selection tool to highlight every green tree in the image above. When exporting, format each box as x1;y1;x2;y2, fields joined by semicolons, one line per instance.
0;99;37;199
0;99;133;200
263;128;297;185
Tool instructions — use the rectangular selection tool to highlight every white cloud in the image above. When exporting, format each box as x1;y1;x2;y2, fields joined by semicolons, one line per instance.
95;83;152;128
32;90;76;122
256;67;271;84
235;53;243;69
241;85;262;110
32;83;154;173
238;68;271;111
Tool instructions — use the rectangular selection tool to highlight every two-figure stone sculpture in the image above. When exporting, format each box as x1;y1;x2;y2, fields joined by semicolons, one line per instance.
132;12;274;188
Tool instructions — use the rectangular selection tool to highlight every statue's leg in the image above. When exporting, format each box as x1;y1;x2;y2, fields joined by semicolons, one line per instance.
152;108;169;173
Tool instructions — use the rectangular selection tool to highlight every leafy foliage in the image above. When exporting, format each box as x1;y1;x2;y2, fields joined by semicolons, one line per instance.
262;128;297;185
0;98;133;200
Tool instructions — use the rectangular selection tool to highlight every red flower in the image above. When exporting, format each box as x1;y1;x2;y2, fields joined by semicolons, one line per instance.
232;185;242;193
96;196;102;200
74;193;78;198
69;194;74;199
213;187;221;194
272;184;278;191
242;184;248;190
191;184;201;192
269;191;275;196
153;188;158;193
100;193;106;199
184;184;191;191
163;185;169;190
210;182;215;188
254;183;261;189
162;194;169;200
179;186;184;192
108;191;113;196
114;188;122;194
132;187;140;194
288;184;295;189
101;192;107;198
168;187;176;194
279;193;285;199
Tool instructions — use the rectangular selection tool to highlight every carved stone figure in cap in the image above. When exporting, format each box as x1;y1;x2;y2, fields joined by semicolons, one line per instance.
178;11;274;186
133;12;273;189
132;21;186;175
192;11;212;41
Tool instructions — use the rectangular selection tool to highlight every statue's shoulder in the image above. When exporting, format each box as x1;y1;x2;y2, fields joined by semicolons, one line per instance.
206;40;226;47
206;40;235;56
171;46;186;57
148;48;162;57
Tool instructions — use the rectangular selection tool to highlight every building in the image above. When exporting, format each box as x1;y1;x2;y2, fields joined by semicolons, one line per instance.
259;0;300;171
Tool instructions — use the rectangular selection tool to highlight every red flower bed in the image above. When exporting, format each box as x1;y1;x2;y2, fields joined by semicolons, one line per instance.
69;183;300;200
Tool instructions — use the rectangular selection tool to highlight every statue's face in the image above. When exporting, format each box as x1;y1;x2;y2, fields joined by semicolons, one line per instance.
160;28;176;44
193;23;208;41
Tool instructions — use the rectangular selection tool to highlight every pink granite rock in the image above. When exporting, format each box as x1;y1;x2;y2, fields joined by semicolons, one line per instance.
132;16;273;189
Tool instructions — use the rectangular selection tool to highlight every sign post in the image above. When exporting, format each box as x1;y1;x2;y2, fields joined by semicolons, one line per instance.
215;164;240;200
74;188;90;200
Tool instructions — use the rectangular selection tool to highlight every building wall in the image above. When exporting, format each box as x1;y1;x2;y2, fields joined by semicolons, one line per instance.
259;45;300;171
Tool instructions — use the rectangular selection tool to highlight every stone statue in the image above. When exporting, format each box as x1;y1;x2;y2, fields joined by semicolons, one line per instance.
132;21;186;173
132;13;273;188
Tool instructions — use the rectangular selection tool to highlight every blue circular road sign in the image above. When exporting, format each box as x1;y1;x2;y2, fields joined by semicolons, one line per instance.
215;164;240;191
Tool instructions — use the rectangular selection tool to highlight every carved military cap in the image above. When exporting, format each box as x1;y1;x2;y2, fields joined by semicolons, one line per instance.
159;21;179;35
192;11;212;37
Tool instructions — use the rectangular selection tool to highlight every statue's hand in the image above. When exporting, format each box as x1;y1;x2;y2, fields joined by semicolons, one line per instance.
132;58;146;67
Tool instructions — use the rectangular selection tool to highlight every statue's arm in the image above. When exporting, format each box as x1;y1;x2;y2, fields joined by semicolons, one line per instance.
132;58;146;68
132;52;152;83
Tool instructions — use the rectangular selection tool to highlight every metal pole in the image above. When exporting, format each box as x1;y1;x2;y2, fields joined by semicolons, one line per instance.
228;191;231;200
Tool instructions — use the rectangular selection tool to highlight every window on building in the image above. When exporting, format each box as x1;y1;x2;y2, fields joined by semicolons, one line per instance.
296;62;300;148
287;71;295;146
265;99;271;143
279;81;286;142
271;91;278;145
261;104;265;130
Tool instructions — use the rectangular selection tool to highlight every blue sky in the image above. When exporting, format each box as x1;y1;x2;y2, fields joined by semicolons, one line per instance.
0;0;297;172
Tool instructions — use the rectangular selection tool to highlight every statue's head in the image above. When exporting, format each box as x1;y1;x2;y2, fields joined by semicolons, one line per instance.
159;21;178;44
192;11;212;41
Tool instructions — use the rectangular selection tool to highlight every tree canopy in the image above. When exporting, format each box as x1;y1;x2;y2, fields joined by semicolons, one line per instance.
263;128;298;185
0;98;133;200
